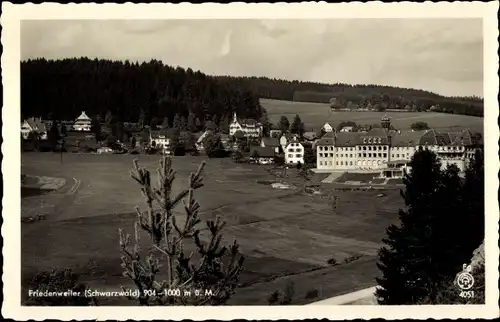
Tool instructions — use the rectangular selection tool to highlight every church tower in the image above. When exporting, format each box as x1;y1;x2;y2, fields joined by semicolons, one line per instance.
381;113;391;130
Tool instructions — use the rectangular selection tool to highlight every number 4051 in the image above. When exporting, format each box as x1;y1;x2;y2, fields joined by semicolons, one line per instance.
459;291;474;299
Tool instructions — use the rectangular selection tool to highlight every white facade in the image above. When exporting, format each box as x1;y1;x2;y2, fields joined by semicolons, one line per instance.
316;130;478;173
322;122;334;132
21;120;33;139
285;139;304;164
150;132;171;155
73;111;92;131
229;113;263;138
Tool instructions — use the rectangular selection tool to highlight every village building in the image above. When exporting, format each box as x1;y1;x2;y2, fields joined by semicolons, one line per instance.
73;111;92;132
322;122;334;133
21;117;47;140
229;113;263;138
316;116;481;176
250;146;276;164
279;133;299;152
260;137;281;154
150;130;171;155
284;136;304;165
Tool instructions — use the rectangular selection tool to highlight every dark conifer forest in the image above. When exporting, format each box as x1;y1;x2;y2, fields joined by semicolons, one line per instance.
21;57;264;126
21;57;483;124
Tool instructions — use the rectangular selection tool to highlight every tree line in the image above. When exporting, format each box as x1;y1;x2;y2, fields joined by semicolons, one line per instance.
215;76;483;117
21;57;266;128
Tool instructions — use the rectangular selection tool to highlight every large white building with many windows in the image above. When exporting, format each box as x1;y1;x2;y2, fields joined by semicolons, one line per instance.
229;112;263;138
316;127;481;174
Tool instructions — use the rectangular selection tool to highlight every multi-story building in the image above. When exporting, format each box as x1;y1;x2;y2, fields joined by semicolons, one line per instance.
150;130;171;155
73;111;92;131
284;136;304;164
229;113;263;138
316;127;480;174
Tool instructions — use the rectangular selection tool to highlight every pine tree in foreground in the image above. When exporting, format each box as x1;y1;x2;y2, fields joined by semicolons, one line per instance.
118;157;244;305
376;149;449;304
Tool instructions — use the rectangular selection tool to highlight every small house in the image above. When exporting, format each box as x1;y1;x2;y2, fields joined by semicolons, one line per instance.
150;130;171;155
73;111;92;132
97;147;113;154
322;122;334;133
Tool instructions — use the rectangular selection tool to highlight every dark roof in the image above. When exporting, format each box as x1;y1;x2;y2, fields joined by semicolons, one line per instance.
262;137;280;147
303;132;317;140
250;146;275;158
390;130;427;147
335;132;361;147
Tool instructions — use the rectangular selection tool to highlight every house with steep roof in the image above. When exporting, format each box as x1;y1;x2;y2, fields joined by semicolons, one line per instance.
73;111;92;131
21;117;48;140
322;122;334;133
284;136;304;165
229;113;263;138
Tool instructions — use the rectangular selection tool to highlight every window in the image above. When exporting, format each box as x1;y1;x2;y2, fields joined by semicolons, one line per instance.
358;153;361;157
363;146;366;151
384;146;387;150
350;154;353;158
350;161;353;166
296;154;302;158
329;153;333;157
368;146;372;151
340;161;343;165
383;153;387;158
363;153;366;157
397;154;400;158
368;138;372;143
319;153;323;157
341;154;344;158
329;161;332;165
336;154;338;158
336;161;338;165
288;154;293;158
378;153;382;157
391;154;394;158
319;161;323;166
319;146;323;151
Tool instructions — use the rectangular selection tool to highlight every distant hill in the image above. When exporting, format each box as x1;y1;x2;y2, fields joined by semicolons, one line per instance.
214;76;483;117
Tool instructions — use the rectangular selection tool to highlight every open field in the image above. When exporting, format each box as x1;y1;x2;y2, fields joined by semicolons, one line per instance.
21;153;404;305
260;98;484;133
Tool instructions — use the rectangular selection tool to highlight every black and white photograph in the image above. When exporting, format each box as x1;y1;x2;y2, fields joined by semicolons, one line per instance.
2;2;499;320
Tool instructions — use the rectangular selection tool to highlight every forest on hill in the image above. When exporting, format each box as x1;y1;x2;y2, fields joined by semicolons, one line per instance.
21;58;266;128
215;76;484;117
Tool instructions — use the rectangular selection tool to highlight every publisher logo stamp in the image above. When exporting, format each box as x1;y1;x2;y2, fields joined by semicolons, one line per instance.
457;264;475;291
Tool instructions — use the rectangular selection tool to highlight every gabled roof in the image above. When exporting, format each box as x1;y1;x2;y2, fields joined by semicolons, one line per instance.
390;130;427;147
261;137;280;147
76;111;91;121
335;132;362;147
250;146;276;158
316;131;335;146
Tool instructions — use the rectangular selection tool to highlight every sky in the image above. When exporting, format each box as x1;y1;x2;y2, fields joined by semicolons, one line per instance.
21;19;484;98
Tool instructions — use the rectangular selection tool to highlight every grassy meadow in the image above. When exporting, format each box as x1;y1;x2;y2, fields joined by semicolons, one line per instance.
21;153;405;305
260;98;484;133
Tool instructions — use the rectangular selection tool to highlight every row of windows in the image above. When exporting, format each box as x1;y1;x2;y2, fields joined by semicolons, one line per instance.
288;148;303;153
287;154;303;158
